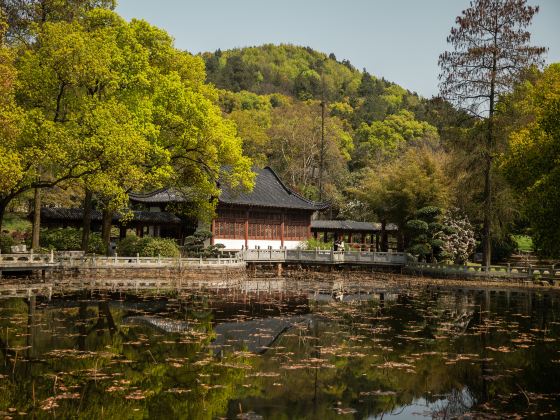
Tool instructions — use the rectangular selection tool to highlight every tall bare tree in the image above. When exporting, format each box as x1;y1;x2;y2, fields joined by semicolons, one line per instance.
439;0;546;267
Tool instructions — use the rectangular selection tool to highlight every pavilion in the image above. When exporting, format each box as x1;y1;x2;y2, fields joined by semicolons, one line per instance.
129;167;329;250
38;167;398;251
310;220;398;251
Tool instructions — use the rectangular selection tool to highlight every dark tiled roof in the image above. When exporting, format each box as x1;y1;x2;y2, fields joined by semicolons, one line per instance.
219;167;329;211
40;208;181;225
132;212;182;224
129;167;329;211
129;189;188;204
311;220;398;232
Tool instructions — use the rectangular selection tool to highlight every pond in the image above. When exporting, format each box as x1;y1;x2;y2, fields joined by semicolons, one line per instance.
0;278;559;419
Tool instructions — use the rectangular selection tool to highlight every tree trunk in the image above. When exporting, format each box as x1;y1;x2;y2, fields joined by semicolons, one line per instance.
396;230;405;253
0;200;6;233
81;189;93;253
380;219;388;252
482;46;498;269
31;188;41;250
101;209;112;255
482;155;492;268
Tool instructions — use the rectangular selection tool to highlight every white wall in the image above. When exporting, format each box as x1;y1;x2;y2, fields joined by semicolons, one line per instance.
214;238;303;250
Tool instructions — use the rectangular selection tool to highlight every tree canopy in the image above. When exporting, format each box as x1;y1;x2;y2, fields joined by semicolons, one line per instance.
501;64;560;257
439;0;546;266
0;6;254;232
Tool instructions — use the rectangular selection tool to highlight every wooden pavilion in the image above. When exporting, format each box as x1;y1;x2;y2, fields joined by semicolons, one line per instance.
39;207;183;240
310;220;398;251
130;167;329;250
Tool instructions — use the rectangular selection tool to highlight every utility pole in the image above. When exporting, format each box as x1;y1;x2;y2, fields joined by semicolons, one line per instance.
318;64;326;202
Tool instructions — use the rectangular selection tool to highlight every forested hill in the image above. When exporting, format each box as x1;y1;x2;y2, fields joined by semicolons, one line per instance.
201;44;431;127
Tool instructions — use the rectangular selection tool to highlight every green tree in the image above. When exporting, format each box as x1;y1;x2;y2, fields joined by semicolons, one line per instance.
439;0;546;267
267;98;353;203
405;206;444;262
1;7;255;243
0;11;24;211
353;110;439;169
227;108;271;167
354;147;450;251
12;10;173;249
1;0;116;42
501;64;560;257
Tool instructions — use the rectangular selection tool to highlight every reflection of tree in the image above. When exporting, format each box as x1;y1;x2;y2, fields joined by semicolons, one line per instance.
0;289;559;418
432;388;474;419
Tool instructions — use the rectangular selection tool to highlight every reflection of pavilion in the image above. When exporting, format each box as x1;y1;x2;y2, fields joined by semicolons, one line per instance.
211;315;312;354
119;292;312;354
123;314;313;354
309;291;399;302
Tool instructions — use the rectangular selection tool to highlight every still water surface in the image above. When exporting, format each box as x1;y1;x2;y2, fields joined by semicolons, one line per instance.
0;279;559;419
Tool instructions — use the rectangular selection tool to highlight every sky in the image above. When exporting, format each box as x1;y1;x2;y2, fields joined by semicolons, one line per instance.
116;0;560;98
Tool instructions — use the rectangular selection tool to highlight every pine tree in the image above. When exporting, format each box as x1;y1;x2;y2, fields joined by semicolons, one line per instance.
438;0;546;268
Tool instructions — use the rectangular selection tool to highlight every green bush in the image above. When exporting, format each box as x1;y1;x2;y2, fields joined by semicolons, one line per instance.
116;235;139;257
183;230;212;255
300;237;333;250
138;237;180;258
0;234;15;253
117;235;180;258
38;228;104;254
491;235;517;264
182;230;228;257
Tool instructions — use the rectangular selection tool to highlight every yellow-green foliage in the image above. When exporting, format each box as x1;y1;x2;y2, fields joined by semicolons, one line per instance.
355;146;450;229
0;7;255;229
501;64;560;257
39;227;105;254
204;44;361;99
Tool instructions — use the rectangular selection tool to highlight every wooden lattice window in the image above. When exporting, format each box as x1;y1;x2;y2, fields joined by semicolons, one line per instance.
215;220;245;239
284;224;308;240
248;222;281;240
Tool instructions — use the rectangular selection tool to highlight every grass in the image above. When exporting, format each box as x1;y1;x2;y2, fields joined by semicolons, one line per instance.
2;212;32;233
513;235;533;252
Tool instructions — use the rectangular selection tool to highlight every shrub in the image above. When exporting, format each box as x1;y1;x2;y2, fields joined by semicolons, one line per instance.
436;210;476;264
38;228;105;254
491;235;517;264
117;235;180;258
137;237;180;258
406;206;444;262
183;230;212;255
116;235;139;257
0;234;15;253
182;230;228;258
300;237;333;250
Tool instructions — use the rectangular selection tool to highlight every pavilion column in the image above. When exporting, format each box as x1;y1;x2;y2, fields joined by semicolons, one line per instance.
245;210;249;249
348;232;352;244
381;220;388;252
280;214;285;248
375;232;379;252
119;226;126;240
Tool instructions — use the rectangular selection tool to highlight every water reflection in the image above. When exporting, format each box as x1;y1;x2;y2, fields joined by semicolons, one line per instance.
0;279;559;419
